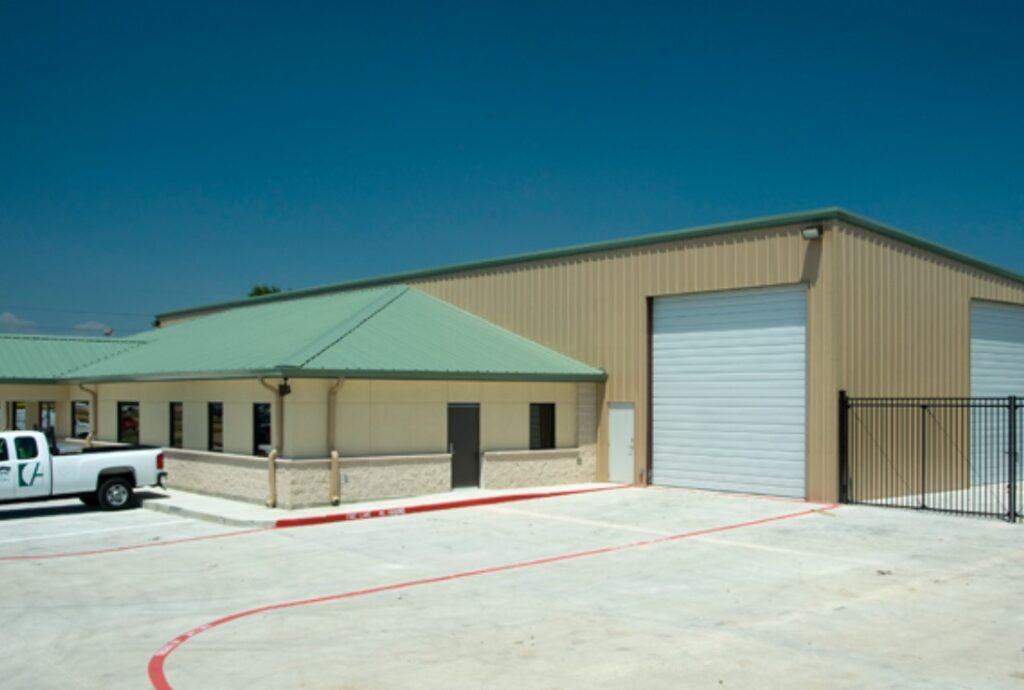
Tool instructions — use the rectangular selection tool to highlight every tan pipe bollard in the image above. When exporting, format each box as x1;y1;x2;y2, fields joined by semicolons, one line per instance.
266;448;278;508
329;450;340;505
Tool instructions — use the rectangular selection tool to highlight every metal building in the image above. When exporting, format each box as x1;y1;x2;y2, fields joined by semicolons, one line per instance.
4;207;1024;505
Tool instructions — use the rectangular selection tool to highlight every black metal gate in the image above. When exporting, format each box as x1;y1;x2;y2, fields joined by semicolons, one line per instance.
839;391;1021;522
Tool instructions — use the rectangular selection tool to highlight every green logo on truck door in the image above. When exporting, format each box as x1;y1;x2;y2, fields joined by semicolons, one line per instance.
18;463;43;487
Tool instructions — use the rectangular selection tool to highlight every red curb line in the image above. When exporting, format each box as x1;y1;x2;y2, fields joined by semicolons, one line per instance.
148;502;839;690
273;484;629;529
0;485;630;561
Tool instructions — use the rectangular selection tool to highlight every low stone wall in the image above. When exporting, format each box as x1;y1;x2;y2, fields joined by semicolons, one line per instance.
165;449;453;509
480;448;592;489
276;459;331;509
338;453;451;503
164;449;269;505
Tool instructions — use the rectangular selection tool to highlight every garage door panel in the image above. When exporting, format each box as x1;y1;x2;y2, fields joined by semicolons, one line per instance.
654;432;804;448
653;470;804;495
970;301;1024;486
652;285;806;498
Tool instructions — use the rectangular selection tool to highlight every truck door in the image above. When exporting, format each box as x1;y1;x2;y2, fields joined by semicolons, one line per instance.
12;435;50;500
0;439;14;501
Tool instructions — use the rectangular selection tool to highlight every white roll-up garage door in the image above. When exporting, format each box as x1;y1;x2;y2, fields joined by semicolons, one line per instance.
652;285;807;497
970;301;1024;485
971;301;1024;398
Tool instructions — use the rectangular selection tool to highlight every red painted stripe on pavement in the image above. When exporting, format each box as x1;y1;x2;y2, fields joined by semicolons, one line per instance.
0;485;629;560
0;527;271;561
148;502;839;690
273;485;629;529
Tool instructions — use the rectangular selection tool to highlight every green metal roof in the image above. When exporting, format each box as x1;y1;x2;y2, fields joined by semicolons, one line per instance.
65;285;604;383
0;335;143;383
156;207;1024;321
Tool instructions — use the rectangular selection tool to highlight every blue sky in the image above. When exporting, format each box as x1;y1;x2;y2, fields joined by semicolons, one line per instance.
1;1;1022;336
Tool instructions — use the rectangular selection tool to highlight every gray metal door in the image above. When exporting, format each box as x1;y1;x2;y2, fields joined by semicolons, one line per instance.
448;404;480;488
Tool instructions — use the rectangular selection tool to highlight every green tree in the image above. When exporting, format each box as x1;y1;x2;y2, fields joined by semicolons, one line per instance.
248;284;282;298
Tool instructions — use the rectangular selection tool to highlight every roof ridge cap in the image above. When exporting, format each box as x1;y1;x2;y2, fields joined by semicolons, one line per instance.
277;286;410;369
56;340;147;379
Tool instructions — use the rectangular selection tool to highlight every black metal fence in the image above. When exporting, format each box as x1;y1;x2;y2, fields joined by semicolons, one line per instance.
839;392;1021;522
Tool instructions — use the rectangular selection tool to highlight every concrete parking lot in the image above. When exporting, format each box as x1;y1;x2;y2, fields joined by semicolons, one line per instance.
1;486;1022;690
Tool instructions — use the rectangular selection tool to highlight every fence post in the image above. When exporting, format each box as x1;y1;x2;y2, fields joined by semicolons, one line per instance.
1010;396;1018;523
838;390;849;503
920;404;927;510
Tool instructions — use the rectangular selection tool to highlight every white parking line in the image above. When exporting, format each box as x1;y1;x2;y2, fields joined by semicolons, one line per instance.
484;505;674;536
0;519;193;544
693;535;887;566
486;504;882;566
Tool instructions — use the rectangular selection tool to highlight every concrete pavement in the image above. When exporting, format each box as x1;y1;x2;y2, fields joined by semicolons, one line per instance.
2;486;1022;690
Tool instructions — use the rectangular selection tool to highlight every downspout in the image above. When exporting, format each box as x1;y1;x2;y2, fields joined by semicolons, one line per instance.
326;378;345;505
78;384;99;448
259;378;288;508
258;378;286;454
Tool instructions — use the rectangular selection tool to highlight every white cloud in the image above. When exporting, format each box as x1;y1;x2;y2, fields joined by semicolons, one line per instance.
73;320;112;334
0;312;36;333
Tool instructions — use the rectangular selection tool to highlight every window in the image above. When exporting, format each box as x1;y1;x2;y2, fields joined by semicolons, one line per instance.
169;403;183;449
72;401;91;438
208;403;223;452
529;403;556;450
10;402;26;430
39;402;56;432
117;402;140;445
253;403;271;457
0;439;8;462
14;436;39;460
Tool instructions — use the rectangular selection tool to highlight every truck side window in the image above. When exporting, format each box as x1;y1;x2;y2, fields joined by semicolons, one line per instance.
0;440;8;461
14;437;38;460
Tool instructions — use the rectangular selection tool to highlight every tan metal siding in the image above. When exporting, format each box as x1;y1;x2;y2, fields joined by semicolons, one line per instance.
835;223;1024;396
824;223;1024;500
414;220;1024;502
411;225;819;489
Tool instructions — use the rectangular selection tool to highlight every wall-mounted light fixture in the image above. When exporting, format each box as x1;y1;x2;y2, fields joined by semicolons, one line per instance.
801;226;823;240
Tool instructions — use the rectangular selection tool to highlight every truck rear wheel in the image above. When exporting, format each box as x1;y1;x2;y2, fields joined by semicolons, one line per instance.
97;477;134;511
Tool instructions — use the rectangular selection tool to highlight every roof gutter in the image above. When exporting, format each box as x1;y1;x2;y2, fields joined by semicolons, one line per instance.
60;368;607;384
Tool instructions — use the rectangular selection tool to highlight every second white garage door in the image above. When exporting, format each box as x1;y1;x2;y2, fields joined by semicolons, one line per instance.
652;285;807;498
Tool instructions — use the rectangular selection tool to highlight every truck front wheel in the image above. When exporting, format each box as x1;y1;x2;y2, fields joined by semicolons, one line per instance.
97;477;134;511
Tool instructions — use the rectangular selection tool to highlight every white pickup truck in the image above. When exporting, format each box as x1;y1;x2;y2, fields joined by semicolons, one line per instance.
0;431;166;511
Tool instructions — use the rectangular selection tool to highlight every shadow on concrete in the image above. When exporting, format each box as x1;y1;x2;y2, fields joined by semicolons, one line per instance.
0;491;168;521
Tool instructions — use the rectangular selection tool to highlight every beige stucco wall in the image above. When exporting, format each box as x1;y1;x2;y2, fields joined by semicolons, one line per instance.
84;380;274;454
58;378;588;505
0;383;76;438
322;378;578;458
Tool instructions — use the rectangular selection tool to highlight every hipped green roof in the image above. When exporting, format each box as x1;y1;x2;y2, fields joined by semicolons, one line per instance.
23;286;603;383
0;335;143;383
